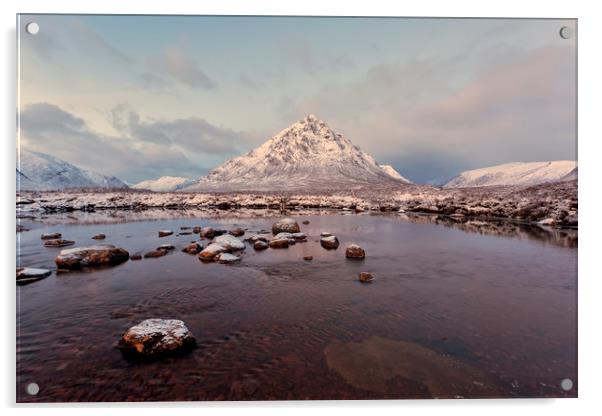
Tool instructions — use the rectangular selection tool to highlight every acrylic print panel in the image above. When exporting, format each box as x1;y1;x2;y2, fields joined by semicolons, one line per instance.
16;14;577;402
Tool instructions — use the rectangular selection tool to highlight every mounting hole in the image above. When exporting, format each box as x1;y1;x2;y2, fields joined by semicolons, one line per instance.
26;382;39;395
559;26;573;40
25;22;39;35
560;378;573;391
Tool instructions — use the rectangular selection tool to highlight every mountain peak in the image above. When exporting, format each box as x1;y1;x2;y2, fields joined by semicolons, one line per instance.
183;116;412;192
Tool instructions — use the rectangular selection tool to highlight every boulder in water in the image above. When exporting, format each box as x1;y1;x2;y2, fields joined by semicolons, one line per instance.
359;272;374;283
217;253;241;264
158;230;173;237
92;234;106;240
144;250;167;258
272;218;300;234
16;267;52;284
44;239;75;248
345;244;366;259
254;240;269;250
269;238;289;249
117;319;196;359
41;232;61;240
198;243;227;262
229;227;245;237
182;242;203;255
200;227;215;239
320;235;340;249
213;234;245;251
55;245;130;269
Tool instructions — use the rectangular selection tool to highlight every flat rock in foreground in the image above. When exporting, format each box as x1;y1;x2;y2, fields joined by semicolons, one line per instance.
117;319;196;359
55;245;130;269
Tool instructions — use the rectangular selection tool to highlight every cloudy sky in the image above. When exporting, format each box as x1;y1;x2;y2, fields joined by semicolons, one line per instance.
18;15;576;184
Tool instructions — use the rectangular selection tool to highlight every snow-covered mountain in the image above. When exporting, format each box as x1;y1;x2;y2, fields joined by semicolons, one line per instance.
183;115;411;192
132;176;194;192
379;164;412;183
17;149;128;191
444;161;577;188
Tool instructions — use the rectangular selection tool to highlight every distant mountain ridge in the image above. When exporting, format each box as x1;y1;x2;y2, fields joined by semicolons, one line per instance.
444;161;577;188
132;176;194;192
17;149;128;191
183;115;412;192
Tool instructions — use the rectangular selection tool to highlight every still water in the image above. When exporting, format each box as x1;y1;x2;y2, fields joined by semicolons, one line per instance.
16;212;577;401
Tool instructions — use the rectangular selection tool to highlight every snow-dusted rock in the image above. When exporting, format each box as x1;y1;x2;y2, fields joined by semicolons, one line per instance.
117;319;196;358
200;227;215;239
345;244;366;259
157;244;175;251
158;230;173;237
213;234;245;251
272;218;300;234
320;235;340;249
320;232;332;237
55;245;130;269
41;232;61;240
198;243;227;262
16;267;52;284
217;253;241;264
291;232;307;242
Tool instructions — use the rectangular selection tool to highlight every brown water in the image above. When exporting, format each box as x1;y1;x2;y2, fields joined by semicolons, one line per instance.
16;212;577;401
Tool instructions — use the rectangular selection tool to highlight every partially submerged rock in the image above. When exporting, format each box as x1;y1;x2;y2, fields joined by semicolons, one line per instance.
345;244;366;259
269;238;289;249
320;235;340;249
182;242;203;255
217;253;241;264
92;233;106;240
254;240;269;250
117;319;196;359
359;272;374;283
16;267;52;284
274;232;296;244
213;234;245;251
157;244;175;251
192;226;202;234
41;232;61;240
272;218;300;234
291;232;307;242
320;232;332;237
302;220;310;225
55;245;130;269
198;243;227;262
44;239;75;248
303;256;313;261
245;234;268;244
158;230;173;237
130;254;142;261
229;227;245;237
200;227;215;239
144;249;168;258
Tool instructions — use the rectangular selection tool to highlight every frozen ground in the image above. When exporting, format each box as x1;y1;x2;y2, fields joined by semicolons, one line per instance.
16;179;577;227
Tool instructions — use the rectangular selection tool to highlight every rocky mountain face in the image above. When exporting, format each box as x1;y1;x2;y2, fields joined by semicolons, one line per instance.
17;149;128;191
132;176;194;192
183;115;411;192
444;161;577;188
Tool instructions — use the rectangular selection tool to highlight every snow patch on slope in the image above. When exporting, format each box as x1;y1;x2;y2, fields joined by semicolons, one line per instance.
17;149;128;191
379;164;412;183
132;176;194;192
444;161;577;188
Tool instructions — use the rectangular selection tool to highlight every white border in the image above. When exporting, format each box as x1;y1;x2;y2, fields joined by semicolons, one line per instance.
2;1;601;415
